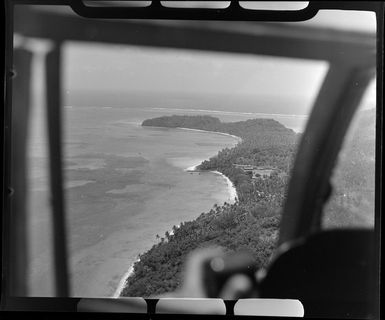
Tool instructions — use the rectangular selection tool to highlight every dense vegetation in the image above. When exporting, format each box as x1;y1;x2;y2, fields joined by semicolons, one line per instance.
323;108;375;228
122;116;298;297
122;111;375;297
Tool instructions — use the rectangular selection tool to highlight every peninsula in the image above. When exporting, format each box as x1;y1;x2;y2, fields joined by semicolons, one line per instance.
120;115;298;297
120;110;375;297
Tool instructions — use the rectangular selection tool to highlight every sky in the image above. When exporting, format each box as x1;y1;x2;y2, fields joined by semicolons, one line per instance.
60;8;376;115
63;43;328;100
15;6;375;116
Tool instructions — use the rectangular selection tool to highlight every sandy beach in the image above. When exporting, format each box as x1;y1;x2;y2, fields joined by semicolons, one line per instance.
177;127;243;144
212;171;238;204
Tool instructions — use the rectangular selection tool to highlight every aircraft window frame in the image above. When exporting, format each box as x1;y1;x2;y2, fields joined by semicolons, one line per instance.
2;1;382;317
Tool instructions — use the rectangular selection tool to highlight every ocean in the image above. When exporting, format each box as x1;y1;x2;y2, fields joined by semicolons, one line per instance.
26;104;307;297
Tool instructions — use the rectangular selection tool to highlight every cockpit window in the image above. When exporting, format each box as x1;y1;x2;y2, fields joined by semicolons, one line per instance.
9;3;377;305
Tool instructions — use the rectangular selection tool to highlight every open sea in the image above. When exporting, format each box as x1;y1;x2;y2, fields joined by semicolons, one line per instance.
26;102;307;297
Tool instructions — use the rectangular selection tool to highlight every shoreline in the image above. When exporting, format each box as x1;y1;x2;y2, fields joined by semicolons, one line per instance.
114;126;240;297
185;167;237;204
212;170;238;204
176;127;242;144
114;169;239;298
178;126;240;205
113;258;140;298
113;219;182;298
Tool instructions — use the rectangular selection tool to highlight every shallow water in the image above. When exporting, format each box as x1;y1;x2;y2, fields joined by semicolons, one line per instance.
27;106;239;297
26;104;307;297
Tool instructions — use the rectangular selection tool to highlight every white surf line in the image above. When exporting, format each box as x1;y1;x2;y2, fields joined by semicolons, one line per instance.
113;257;140;298
211;170;238;204
150;107;308;119
113;120;142;126
185;164;199;172
142;125;242;144
176;127;242;143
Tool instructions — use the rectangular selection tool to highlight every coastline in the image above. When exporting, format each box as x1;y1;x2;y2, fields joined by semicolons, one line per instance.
185;167;237;204
178;126;240;205
176;127;243;144
212;170;238;204
113;167;238;298
114;126;240;297
113;220;182;298
113;258;140;298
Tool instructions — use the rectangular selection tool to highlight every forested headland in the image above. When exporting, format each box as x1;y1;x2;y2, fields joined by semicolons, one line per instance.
121;116;298;296
121;111;374;297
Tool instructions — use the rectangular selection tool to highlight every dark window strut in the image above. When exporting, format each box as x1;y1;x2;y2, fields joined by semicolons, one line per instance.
45;42;70;297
